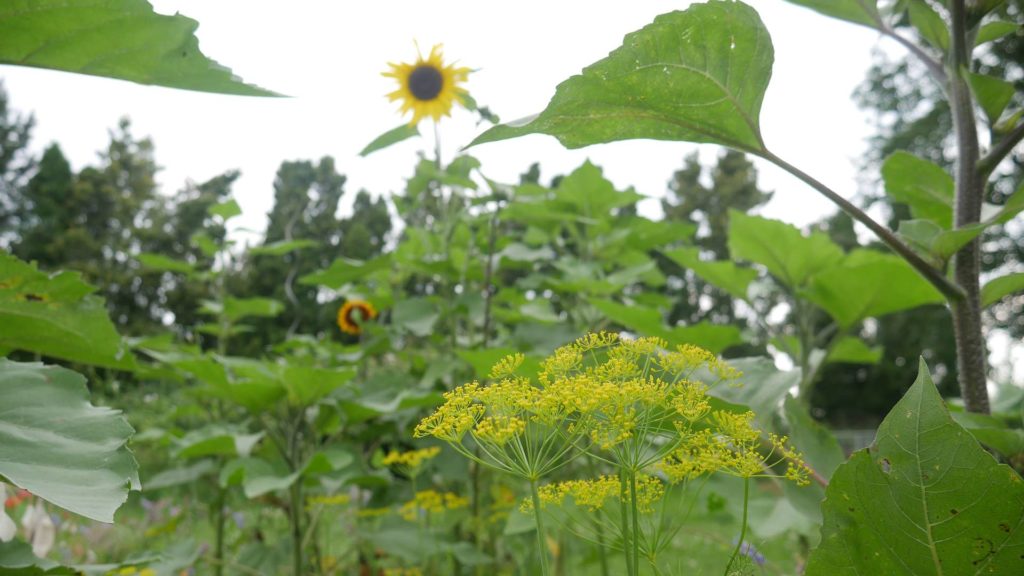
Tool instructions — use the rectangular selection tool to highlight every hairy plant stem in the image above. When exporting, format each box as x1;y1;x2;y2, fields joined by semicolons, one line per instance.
723;479;750;576
760;151;966;302
530;479;551;576
948;0;991;414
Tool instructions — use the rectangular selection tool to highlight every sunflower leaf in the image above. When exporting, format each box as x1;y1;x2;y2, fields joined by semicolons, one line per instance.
0;359;139;523
806;359;1024;574
360;124;421;157
0;0;280;96
469;1;773;153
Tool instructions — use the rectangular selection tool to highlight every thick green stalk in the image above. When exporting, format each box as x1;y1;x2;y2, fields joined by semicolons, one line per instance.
948;0;991;414
619;474;634;576
530;480;551;576
628;472;641;576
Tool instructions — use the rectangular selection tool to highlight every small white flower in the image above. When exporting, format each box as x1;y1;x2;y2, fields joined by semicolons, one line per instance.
21;500;55;557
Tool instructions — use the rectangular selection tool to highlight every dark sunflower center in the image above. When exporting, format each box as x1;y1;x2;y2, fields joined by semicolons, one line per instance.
408;65;444;101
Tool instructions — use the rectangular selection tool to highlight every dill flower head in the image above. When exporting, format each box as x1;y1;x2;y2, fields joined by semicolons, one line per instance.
383;43;471;125
399;489;468;521
382;446;441;476
337;299;378;335
523;475;665;514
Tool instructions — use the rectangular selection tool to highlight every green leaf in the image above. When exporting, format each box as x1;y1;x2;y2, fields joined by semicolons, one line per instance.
806;359;1024;574
359;123;420;156
0;0;278;96
826;336;883;364
499;243;556;263
278;364;355;407
145;460;218;490
976;21;1020;46
662;246;757;300
0;360;139;523
783;0;880;28
391;298;439;337
201;297;283;323
299;255;392;289
908;0;949;50
803;255;945;327
882;152;954;228
982;272;1024;306
727;211;844;288
0;252;134;369
208;198;242;220
470;2;773;153
898;183;1024;262
249;239;318;257
0;540;78;574
137;252;195;274
970;73;1015;125
172;425;263;459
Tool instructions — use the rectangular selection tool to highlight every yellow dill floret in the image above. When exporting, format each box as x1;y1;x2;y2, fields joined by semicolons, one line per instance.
609;336;668;363
382;446;442;470
712;410;761;444
357;506;392;518
523;475;664;513
672;379;710;421
768;433;813;487
476;377;540;413
539;344;584;384
306;493;351;508
572;331;620;352
399;489;465;521
660;429;724;482
593;356;640;381
473;415;526;445
414;383;483;441
489;353;525;379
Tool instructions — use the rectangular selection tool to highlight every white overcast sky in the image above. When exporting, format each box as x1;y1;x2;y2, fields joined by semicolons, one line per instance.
1;0;888;234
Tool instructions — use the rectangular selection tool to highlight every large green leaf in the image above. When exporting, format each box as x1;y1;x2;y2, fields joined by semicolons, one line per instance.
0;0;278;96
391;298;439;337
662;246;757;300
783;395;845;481
0;360;139;523
982;272;1024;307
969;73;1015;126
803;255;945;327
882;152;954;229
806;359;1024;574
200;297;284;323
299;255;392;289
727;211;844;288
782;0;880;28
359;123;420;157
0;252;134;369
470;1;773;153
826;336;883;365
908;0;949;51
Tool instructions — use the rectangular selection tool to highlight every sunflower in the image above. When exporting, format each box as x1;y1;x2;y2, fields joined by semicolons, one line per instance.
337;300;378;335
383;44;470;125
